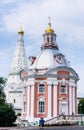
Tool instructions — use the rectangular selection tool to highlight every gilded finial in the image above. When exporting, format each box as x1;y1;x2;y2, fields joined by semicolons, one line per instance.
45;17;54;33
18;22;24;35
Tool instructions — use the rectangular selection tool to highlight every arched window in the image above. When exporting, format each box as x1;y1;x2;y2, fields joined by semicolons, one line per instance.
51;37;53;42
24;101;26;112
47;37;49;42
60;98;68;115
38;98;45;113
60;85;66;94
39;84;45;93
14;99;16;103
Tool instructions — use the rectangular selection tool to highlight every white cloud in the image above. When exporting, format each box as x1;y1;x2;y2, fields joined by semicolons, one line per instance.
2;0;15;4
1;0;84;45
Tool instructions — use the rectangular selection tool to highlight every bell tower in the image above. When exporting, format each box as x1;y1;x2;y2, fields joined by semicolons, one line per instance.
7;27;28;84
42;17;59;50
5;27;28;114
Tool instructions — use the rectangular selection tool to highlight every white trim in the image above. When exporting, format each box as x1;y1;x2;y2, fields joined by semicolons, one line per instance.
53;85;57;116
73;87;75;113
69;86;72;114
69;79;75;87
38;101;45;114
70;86;75;114
72;86;74;113
37;96;45;114
31;85;34;118
48;85;51;118
38;83;45;94
27;86;30;117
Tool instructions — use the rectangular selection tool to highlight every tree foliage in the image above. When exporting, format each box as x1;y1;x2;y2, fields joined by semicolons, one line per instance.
0;87;6;104
0;77;6;104
78;98;84;114
0;103;17;126
0;77;17;126
0;77;6;87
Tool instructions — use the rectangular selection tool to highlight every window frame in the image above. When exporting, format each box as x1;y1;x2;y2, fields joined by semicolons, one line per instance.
60;85;67;94
38;98;45;114
38;84;45;94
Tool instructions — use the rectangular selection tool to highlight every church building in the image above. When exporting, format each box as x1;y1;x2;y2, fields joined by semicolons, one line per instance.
5;19;79;124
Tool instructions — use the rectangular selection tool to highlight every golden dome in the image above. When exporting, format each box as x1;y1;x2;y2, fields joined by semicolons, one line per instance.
18;27;24;35
45;17;54;33
45;25;54;33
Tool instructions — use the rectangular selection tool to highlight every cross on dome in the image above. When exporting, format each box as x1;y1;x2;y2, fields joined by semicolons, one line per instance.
48;16;51;27
45;16;54;33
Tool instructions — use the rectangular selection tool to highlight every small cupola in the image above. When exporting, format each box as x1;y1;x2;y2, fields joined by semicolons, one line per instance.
18;27;24;35
42;17;58;50
18;26;24;42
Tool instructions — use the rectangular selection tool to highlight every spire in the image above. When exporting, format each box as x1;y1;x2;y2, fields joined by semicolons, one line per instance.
9;28;27;75
45;17;54;33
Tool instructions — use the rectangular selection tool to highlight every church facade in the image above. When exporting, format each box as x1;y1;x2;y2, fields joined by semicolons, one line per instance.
5;19;79;123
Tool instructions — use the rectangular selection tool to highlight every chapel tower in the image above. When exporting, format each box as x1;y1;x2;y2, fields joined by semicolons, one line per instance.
5;27;28;114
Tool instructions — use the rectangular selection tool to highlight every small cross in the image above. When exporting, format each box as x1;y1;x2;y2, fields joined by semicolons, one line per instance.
48;16;51;23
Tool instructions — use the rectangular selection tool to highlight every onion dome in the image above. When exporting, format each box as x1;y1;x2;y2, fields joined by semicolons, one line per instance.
45;17;54;33
18;27;24;35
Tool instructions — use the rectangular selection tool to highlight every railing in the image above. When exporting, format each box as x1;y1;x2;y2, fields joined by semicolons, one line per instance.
16;115;84;126
44;114;84;126
16;117;29;126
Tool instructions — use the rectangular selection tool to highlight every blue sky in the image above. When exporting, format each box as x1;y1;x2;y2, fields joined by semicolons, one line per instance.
0;0;84;97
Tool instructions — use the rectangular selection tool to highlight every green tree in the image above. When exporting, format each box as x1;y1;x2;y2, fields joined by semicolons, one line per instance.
0;77;6;104
0;77;17;126
78;98;84;114
0;103;17;126
0;77;6;86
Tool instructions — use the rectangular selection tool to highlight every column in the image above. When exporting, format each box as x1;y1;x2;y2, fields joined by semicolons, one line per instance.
53;85;57;116
48;85;52;118
69;86;72;114
31;85;34;118
27;86;30;117
72;87;75;113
